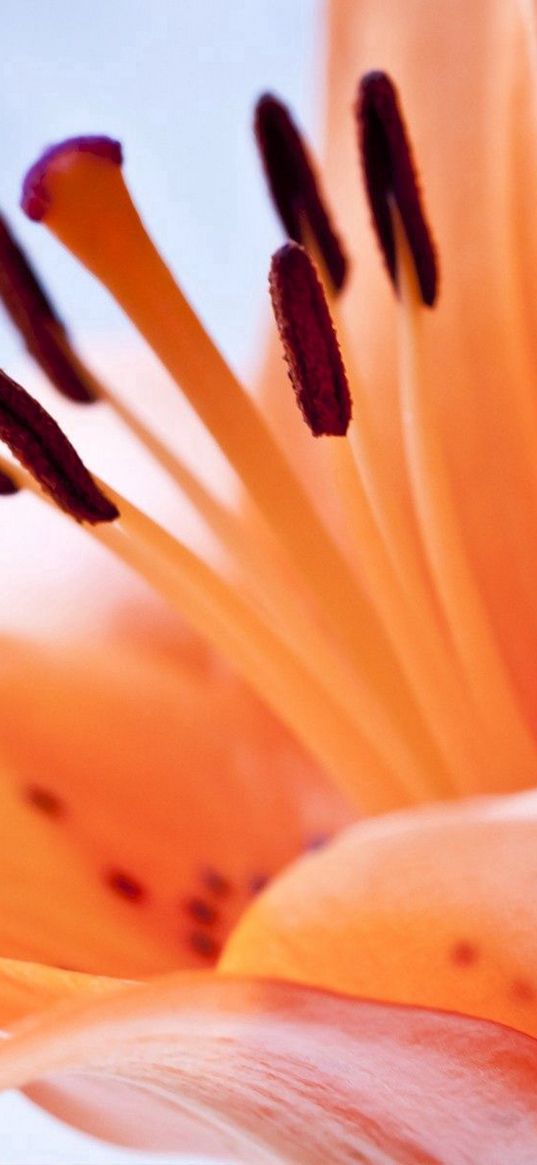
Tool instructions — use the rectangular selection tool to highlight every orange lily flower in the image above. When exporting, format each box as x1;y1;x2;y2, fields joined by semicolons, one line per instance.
0;0;537;1160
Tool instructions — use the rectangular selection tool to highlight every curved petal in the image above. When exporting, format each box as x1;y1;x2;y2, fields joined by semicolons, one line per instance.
322;0;537;744
222;790;537;1037
0;634;352;996
0;958;125;1028
1;974;537;1162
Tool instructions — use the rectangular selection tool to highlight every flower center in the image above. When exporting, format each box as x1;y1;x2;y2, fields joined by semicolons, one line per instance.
0;69;533;819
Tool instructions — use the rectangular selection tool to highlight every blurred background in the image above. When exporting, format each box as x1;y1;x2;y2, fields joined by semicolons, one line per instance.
0;0;320;1160
0;0;322;373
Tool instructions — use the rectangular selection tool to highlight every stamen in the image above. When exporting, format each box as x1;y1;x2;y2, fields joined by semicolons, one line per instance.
357;70;438;307
5;386;442;809
0;196;440;765
254;93;347;292
0;212;291;614
329;430;492;791
0;216;95;402
269;242;351;436
0;215;304;622
268;205;498;791
0;369;118;523
92;486;432;808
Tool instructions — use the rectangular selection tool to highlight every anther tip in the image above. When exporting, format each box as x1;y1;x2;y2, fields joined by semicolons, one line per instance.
254;91;280;116
21;136;123;222
254;92;288;134
359;69;396;101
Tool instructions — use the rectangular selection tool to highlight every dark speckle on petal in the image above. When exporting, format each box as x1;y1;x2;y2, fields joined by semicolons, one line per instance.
189;931;221;961
304;832;330;853
24;783;64;818
248;873;269;895
201;866;233;898
510;979;535;1005
183;896;218;926
106;869;145;903
450;941;479;967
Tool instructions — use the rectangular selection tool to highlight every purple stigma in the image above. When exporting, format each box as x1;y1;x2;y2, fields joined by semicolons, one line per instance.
0;368;119;524
255;93;348;293
21;136;123;222
270;242;352;437
357;71;438;307
0;215;95;403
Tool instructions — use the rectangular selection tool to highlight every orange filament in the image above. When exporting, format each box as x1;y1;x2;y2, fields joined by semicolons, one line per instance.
394;207;537;789
8;450;422;811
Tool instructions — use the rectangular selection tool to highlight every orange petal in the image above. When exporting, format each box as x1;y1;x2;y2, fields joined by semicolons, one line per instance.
0;764;172;1002
1;973;537;1162
222;791;537;1037
323;0;537;748
0;634;352;989
0;958;124;1028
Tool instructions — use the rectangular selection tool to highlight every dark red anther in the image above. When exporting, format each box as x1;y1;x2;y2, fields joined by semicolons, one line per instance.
255;94;347;293
0;216;95;403
357;71;438;307
269;242;351;437
0;368;118;524
0;466;19;495
21;136;123;222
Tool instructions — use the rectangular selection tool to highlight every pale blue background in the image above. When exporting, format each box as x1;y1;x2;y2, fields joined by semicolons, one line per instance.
0;0;321;376
0;0;320;1160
